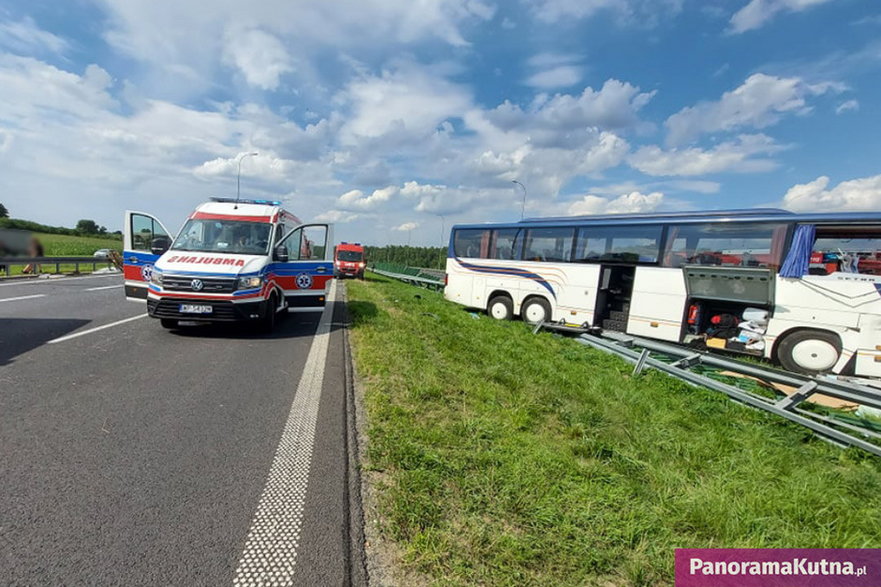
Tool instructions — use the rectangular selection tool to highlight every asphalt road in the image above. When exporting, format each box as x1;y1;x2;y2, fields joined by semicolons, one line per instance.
0;273;366;586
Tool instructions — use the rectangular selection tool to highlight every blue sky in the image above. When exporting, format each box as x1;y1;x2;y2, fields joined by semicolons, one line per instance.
1;0;880;245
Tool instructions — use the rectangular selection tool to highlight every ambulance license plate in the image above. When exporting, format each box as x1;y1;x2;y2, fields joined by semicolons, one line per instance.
179;304;213;314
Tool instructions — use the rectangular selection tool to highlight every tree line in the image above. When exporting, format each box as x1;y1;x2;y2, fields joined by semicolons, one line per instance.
364;245;447;269
0;203;121;240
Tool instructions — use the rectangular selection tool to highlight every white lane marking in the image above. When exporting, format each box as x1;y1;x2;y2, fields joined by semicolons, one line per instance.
0;294;46;303
0;274;121;287
47;314;148;344
234;283;337;587
286;307;324;313
85;284;124;291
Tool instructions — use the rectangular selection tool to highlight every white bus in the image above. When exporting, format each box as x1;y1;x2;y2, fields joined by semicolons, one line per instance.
444;209;881;378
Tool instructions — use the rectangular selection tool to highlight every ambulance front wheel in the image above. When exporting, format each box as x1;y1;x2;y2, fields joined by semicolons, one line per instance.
160;318;178;329
260;294;278;334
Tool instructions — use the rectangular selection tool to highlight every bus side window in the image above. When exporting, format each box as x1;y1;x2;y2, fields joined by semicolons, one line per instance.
490;229;520;260
812;229;881;275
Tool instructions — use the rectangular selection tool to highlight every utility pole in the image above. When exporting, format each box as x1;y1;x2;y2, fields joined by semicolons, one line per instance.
512;180;527;220
235;152;258;208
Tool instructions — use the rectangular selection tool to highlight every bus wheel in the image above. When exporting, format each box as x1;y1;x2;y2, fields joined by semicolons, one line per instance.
160;319;178;329
777;330;841;375
487;296;513;320
521;297;551;325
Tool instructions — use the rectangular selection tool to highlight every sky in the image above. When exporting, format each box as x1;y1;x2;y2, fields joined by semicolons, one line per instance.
1;0;880;246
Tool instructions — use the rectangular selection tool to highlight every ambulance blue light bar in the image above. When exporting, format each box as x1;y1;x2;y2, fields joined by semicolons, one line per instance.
210;197;282;206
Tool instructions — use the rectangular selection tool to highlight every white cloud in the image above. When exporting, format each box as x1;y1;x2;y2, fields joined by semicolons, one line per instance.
314;210;360;223
782;174;881;211
339;62;472;143
395;222;419;231
729;0;834;34
336;185;400;211
222;27;294;90
525;65;583;89
525;0;683;25
664;73;842;145
835;99;859;114
567;190;664;215
0;17;68;54
486;79;655;135
630;134;783;176
95;0;495;98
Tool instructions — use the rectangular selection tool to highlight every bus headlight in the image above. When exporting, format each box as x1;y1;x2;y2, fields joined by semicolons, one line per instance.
237;276;264;290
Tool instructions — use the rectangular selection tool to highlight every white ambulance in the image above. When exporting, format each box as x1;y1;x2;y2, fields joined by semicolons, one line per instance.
123;198;333;332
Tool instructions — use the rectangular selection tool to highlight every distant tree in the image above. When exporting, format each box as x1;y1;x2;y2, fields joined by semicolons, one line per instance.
0;203;8;218
76;219;100;234
98;225;108;235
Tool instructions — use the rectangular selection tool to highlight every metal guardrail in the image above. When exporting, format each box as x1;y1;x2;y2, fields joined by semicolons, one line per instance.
368;266;444;291
0;256;115;277
560;328;881;457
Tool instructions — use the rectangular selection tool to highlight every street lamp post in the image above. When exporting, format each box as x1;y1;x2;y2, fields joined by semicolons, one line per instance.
512;180;527;220
235;151;259;207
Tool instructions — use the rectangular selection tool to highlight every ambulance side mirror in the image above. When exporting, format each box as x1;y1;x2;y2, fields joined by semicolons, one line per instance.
151;236;170;255
274;245;288;263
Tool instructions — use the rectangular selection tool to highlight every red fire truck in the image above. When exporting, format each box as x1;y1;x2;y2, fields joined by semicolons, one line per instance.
334;242;365;279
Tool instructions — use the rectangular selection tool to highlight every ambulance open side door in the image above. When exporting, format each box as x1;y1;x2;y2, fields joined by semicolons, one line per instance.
273;223;334;308
123;210;172;301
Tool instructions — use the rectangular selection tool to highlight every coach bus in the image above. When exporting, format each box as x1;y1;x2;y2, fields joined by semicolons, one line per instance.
444;209;881;378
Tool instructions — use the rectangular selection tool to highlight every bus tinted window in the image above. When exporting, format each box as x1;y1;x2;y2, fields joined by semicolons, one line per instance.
575;225;662;263
454;229;491;258
490;229;520;260
663;223;788;268
523;227;575;262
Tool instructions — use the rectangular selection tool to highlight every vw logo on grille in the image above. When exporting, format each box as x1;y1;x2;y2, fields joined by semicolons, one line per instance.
190;279;204;291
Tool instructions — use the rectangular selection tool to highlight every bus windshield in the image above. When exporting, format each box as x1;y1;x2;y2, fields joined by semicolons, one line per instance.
172;219;272;255
337;250;363;262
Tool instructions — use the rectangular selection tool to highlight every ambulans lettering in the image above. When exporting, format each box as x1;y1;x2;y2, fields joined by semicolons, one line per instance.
166;256;245;267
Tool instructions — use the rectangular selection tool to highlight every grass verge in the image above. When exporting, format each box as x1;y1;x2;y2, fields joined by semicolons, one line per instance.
347;275;881;586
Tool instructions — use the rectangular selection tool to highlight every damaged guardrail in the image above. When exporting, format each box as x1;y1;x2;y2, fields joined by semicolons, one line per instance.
534;321;881;458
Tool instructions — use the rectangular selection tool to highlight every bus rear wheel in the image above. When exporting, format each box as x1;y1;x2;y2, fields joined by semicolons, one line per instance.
521;297;551;325
487;296;513;320
777;330;841;375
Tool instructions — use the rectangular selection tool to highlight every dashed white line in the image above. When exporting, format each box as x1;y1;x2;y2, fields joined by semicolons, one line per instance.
85;284;124;291
233;281;337;587
0;274;121;287
0;294;46;303
47;314;148;344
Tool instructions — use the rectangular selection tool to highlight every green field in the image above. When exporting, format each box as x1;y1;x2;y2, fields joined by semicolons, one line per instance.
1;233;121;276
34;232;122;256
347;275;881;586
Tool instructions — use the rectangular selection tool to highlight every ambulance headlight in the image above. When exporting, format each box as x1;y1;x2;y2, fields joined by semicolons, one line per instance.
150;271;162;286
237;276;264;290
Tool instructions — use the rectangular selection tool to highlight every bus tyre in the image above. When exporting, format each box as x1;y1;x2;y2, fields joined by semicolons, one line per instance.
160;318;178;329
777;330;841;375
521;297;551;325
487;296;513;321
260;295;277;334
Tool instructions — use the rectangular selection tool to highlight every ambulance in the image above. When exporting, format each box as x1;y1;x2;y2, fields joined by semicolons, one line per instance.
123;198;333;332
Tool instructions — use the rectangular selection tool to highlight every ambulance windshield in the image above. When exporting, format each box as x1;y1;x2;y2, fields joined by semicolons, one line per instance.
172;219;273;255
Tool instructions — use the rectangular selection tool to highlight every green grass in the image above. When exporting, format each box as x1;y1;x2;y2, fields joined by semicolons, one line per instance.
347;275;881;586
2;233;121;276
35;232;122;256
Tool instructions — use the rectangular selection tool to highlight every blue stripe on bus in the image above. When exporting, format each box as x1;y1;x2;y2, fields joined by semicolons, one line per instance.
456;259;556;299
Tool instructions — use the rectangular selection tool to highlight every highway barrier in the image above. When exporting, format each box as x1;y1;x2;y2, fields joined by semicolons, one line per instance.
0;256;116;277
